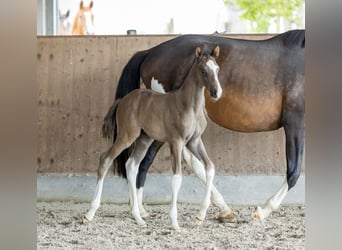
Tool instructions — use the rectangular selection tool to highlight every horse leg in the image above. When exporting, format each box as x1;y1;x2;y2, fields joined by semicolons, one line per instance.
136;140;164;218
169;141;184;230
83;138;132;223
126;133;154;227
182;147;237;223
186;137;215;225
253;111;304;220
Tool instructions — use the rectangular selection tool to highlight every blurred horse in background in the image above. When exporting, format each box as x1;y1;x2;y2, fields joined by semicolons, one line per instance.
58;10;71;35
72;1;94;35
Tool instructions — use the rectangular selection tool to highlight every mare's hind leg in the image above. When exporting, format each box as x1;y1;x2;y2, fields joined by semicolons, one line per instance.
136;140;164;218
186;137;215;225
83;137;134;223
125;133;154;226
253;108;304;220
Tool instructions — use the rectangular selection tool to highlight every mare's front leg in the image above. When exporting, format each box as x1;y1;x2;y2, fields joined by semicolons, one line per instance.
169;141;184;230
126;133;154;227
187;137;215;225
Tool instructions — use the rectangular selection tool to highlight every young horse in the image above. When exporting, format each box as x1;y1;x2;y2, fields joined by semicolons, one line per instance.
113;29;305;222
71;1;94;35
83;46;222;229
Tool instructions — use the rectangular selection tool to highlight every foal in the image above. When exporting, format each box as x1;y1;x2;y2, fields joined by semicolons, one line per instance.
83;46;222;229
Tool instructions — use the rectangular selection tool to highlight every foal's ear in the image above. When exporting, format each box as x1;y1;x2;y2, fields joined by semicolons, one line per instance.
89;1;93;8
80;1;84;9
195;47;201;58
213;45;220;58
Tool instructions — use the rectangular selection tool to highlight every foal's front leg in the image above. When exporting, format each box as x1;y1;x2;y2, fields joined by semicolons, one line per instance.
187;137;215;225
169;141;184;230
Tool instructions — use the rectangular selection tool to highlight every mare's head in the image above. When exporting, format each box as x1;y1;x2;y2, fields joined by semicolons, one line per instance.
72;1;94;35
195;46;222;101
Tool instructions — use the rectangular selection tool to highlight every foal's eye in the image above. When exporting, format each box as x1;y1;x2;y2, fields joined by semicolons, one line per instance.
202;70;206;75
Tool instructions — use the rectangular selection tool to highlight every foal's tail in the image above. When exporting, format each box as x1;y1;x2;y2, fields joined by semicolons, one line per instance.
104;49;149;179
102;99;120;140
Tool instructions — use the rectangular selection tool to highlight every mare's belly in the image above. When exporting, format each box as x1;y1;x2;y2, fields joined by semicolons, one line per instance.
205;88;283;132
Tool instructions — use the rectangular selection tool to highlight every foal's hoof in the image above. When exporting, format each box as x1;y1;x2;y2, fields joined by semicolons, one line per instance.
140;210;150;219
136;220;147;228
195;216;204;225
252;206;265;221
218;211;237;223
172;224;181;231
82;215;91;224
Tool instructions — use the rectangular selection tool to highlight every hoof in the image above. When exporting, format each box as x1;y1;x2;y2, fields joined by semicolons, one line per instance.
252;206;264;221
140;210;150;219
172;224;181;230
139;223;147;228
82;215;90;224
136;219;147;227
195;216;204;225
218;211;237;223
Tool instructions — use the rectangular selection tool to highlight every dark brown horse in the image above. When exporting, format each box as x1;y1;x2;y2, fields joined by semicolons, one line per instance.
84;47;222;229
112;29;305;221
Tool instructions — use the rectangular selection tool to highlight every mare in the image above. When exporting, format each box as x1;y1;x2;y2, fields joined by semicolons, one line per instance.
71;1;94;35
112;29;305;221
58;10;71;35
83;47;222;229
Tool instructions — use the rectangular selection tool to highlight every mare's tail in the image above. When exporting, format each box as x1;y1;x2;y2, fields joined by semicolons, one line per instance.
115;50;149;99
104;49;149;178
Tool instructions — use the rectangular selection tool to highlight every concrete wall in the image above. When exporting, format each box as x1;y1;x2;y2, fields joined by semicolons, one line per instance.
37;34;305;175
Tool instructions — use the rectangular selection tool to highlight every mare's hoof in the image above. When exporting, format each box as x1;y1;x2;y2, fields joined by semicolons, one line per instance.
252;206;264;221
218;211;237;223
195;216;204;225
82;215;90;224
172;224;181;230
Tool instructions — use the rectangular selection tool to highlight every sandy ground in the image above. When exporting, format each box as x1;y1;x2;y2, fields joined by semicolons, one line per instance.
37;201;305;249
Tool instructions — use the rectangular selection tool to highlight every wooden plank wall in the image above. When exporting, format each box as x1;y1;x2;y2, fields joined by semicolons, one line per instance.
37;34;305;175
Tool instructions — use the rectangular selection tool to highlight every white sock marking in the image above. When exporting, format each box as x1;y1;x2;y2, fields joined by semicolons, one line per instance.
258;179;289;220
182;148;231;214
170;174;182;229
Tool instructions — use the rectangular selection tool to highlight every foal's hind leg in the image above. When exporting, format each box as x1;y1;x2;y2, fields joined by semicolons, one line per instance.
83;138;133;223
125;133;154;227
136;140;164;218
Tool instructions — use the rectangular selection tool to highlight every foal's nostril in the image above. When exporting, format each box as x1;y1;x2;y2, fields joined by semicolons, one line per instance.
210;89;218;99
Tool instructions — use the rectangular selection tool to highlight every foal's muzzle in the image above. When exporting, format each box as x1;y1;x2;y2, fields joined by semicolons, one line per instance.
209;84;222;101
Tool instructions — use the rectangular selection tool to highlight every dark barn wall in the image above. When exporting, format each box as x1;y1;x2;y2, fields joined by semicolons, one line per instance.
37;34;305;175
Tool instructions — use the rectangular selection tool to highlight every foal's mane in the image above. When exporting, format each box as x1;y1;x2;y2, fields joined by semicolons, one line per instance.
172;46;211;91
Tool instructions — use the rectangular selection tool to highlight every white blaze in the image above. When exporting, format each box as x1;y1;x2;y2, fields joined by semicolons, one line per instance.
206;59;222;100
151;76;166;94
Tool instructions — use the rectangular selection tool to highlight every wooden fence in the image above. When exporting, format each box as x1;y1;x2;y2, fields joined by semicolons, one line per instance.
37;34;305;175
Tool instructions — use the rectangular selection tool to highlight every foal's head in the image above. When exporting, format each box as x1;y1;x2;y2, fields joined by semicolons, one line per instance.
195;46;222;101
